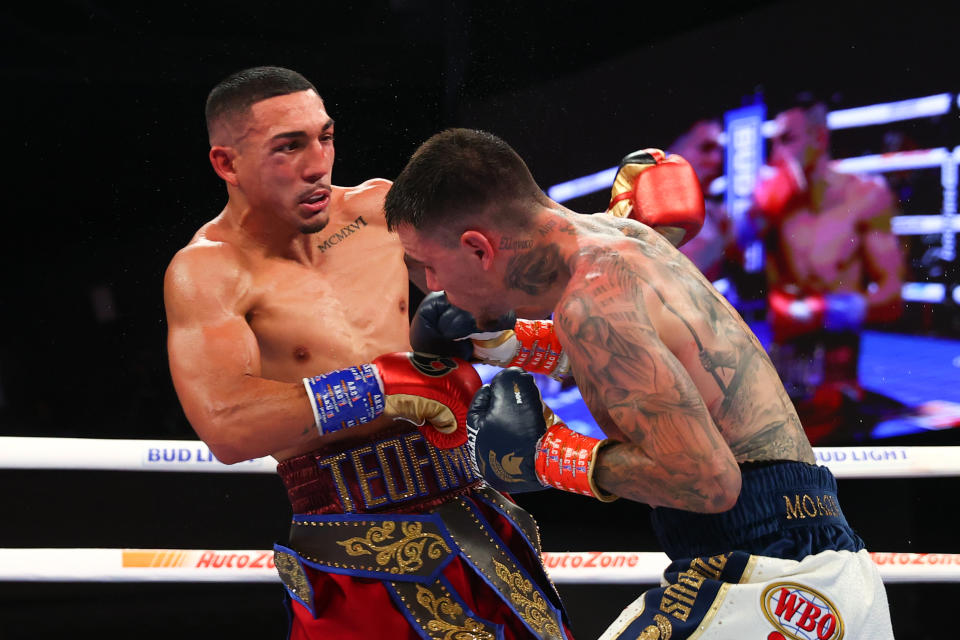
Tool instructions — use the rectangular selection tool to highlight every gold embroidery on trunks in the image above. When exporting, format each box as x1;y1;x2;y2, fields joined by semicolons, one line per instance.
316;452;355;512
426;444;451;489
783;493;840;520
636;613;673;639
274;551;311;604
404;432;431;495
336;521;451;574
492;558;561;637
660;554;729;623
376;439;418;502
392;580;498;640
416;584;497;640
351;445;388;508
441;497;563;639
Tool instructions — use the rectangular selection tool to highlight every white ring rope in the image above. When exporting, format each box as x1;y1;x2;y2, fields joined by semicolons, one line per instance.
1;437;958;479
0;548;956;584
3;438;957;584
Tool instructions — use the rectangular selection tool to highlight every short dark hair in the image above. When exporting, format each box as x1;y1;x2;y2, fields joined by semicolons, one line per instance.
384;128;549;239
667;117;722;155
205;66;318;141
771;89;833;128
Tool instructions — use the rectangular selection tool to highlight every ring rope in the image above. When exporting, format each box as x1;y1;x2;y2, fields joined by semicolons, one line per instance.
1;437;958;479
0;548;956;584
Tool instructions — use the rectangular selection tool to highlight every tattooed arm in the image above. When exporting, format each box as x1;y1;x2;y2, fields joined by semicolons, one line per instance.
553;259;741;513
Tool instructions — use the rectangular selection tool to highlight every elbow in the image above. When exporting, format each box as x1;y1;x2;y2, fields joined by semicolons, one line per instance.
711;486;741;514
206;445;250;466
185;408;255;465
704;466;742;514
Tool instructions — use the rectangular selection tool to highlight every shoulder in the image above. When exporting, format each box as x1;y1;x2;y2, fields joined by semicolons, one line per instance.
330;179;392;225
339;178;392;209
164;235;249;309
559;243;651;316
837;171;895;217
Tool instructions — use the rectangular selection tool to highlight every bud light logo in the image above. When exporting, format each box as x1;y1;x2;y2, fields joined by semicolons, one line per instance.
761;582;844;640
409;352;458;377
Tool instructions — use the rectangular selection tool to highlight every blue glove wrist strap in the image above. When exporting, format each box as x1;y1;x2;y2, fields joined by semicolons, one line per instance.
303;364;385;435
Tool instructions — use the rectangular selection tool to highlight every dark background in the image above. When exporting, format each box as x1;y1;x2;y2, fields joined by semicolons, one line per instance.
2;1;958;638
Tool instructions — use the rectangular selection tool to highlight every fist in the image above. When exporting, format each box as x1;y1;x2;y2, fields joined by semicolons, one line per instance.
410;291;515;360
607;149;705;247
467;368;548;493
374;352;483;449
753;155;806;221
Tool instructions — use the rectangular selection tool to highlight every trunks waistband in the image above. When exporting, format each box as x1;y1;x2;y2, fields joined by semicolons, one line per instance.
276;423;482;515
650;461;864;559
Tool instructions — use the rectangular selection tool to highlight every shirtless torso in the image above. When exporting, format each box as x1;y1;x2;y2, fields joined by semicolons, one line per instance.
768;170;900;307
549;214;816;509
165;180;413;462
399;204;816;513
760;104;903;322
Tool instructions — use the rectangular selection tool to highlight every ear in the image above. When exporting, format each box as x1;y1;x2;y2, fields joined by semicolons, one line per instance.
460;230;496;270
209;145;239;186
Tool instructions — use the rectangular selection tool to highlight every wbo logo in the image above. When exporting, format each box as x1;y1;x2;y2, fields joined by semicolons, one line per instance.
408;352;459;377
761;582;844;640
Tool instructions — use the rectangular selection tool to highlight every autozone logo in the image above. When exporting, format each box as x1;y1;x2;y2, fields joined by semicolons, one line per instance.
122;550;276;570
761;582;844;640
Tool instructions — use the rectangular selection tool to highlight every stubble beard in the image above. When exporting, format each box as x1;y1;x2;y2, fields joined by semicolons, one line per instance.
299;218;330;235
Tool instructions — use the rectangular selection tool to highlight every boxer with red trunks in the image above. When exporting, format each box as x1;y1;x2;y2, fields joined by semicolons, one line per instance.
385;128;894;639
751;95;905;441
164;66;571;639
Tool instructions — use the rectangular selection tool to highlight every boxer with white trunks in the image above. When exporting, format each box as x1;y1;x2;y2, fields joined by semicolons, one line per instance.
384;127;895;639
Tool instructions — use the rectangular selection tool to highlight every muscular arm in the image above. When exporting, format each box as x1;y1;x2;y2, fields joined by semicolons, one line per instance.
553;257;741;512
164;246;318;464
859;184;904;323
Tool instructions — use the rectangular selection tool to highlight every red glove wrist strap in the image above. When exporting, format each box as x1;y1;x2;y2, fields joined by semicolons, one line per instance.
535;422;616;501
508;320;565;376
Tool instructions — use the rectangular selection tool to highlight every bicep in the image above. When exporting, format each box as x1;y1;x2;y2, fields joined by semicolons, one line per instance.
164;261;261;422
554;288;721;452
862;229;904;284
554;287;738;510
858;182;904;282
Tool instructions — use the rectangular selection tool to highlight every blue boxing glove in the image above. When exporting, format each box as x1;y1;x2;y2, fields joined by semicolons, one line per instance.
770;289;868;342
409;291;496;361
823;292;868;333
467;367;547;493
467;368;615;500
411;292;570;379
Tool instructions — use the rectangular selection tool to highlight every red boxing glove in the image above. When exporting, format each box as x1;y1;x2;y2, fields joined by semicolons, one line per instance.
753;155;806;223
769;289;867;343
373;352;482;449
606;148;706;247
769;289;826;342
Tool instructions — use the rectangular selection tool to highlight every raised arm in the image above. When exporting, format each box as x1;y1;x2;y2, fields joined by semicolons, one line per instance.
553;262;740;512
163;245;320;464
